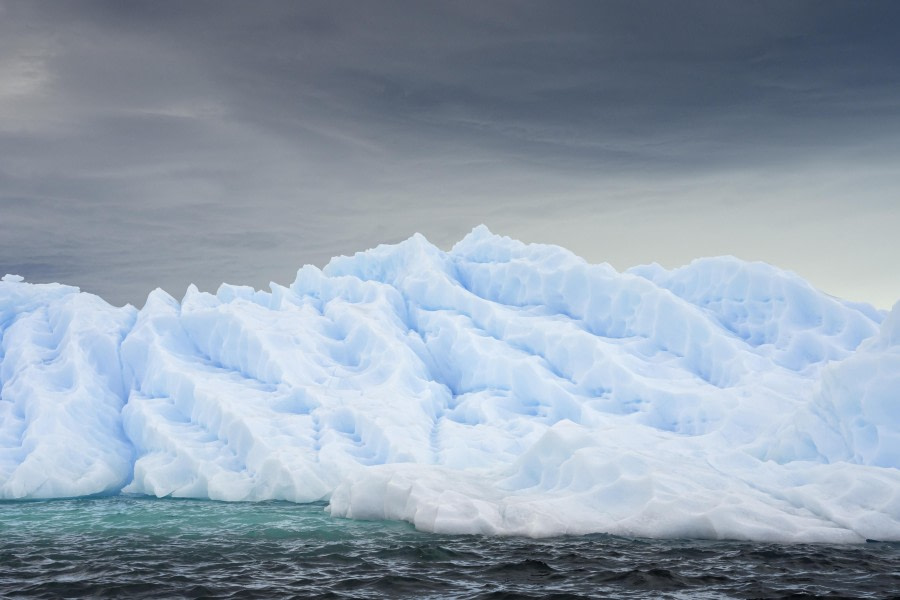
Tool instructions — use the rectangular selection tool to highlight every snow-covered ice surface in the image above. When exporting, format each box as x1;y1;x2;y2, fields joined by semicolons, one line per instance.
1;227;898;543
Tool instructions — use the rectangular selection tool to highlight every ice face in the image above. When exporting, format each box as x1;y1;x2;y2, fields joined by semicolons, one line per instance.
1;228;898;543
0;278;136;498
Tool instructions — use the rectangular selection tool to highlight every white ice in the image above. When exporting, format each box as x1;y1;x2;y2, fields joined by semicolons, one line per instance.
1;228;898;543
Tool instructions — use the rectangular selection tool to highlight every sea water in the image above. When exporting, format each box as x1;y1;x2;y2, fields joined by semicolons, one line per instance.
1;498;897;599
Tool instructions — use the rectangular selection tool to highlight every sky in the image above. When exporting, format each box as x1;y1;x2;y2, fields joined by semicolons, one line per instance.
2;0;899;309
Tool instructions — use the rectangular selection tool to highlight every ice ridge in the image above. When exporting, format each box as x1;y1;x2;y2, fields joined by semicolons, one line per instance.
0;228;897;543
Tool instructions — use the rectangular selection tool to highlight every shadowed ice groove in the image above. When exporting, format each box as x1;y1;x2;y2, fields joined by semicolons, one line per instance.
0;229;897;543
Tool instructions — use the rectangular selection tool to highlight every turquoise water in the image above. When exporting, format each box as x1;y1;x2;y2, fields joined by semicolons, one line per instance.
1;497;897;598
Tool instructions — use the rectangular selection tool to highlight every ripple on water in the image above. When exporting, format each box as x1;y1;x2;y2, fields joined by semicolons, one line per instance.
0;497;898;599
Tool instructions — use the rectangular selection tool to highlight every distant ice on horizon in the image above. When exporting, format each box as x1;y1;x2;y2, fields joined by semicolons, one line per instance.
1;226;898;543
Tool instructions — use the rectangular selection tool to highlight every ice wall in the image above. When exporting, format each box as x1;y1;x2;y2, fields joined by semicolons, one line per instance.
1;228;897;543
0;275;135;498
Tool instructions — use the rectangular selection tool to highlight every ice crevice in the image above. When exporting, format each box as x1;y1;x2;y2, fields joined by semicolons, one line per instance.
0;230;898;543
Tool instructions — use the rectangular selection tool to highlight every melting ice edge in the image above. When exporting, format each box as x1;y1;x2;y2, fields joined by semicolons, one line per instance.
1;226;898;543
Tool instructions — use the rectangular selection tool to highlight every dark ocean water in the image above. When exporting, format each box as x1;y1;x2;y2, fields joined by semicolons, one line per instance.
0;498;897;599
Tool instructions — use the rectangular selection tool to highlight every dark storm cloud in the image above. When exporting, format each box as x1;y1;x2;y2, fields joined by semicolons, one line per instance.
2;0;899;306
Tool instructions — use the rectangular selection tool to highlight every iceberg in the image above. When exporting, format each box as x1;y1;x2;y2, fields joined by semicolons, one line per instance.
1;227;897;543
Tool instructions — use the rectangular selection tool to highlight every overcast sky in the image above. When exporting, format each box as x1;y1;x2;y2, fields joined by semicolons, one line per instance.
2;0;899;308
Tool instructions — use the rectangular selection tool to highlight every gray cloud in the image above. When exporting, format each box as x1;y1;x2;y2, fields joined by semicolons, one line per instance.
1;0;899;307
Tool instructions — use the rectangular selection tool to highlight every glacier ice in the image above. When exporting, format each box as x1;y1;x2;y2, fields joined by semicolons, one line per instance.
1;227;898;543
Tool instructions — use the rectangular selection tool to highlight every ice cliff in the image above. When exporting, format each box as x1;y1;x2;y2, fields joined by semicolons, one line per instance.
1;226;898;543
